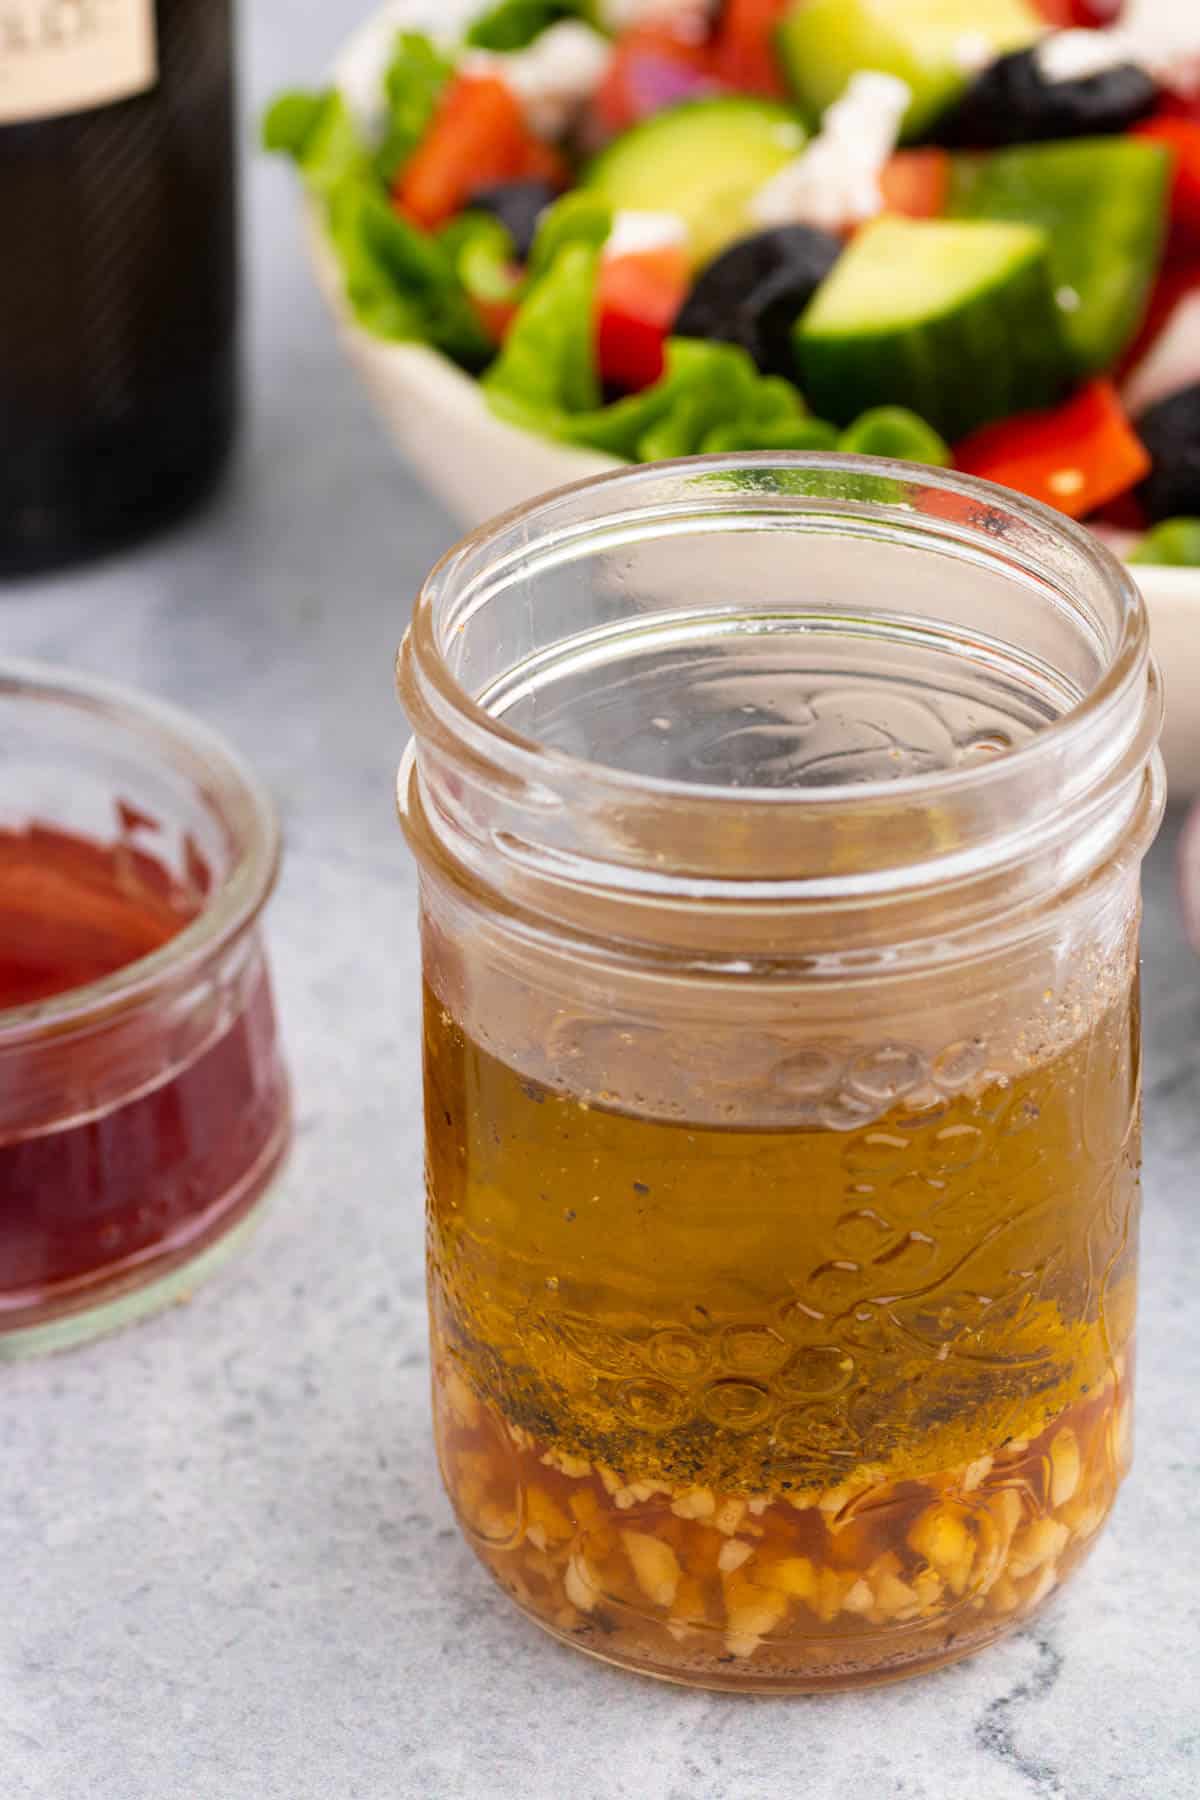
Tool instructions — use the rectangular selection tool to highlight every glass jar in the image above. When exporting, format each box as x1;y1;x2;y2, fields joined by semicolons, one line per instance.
397;456;1163;1693
0;662;290;1358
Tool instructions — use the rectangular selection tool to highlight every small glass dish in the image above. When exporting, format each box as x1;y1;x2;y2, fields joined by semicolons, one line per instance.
0;662;290;1358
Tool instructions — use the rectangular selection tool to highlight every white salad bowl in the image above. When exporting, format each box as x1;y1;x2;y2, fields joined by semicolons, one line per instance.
304;0;1200;792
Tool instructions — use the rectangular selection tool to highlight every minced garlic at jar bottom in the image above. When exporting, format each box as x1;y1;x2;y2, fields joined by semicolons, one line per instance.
434;1354;1130;1688
424;981;1140;1687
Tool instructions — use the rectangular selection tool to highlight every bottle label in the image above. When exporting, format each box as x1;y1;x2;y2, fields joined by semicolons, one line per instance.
0;0;157;123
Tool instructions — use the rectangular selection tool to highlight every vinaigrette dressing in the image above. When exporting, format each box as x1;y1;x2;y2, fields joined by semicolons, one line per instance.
398;455;1162;1688
424;979;1138;1686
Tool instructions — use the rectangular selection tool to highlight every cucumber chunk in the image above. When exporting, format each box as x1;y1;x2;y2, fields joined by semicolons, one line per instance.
582;98;807;266
775;0;1043;142
950;139;1171;374
1128;518;1200;567
795;216;1068;438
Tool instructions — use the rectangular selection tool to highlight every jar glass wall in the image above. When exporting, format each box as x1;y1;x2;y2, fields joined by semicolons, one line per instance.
0;664;290;1358
397;457;1163;1692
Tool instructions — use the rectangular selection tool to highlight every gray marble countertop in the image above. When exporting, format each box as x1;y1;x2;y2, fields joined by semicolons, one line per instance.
4;5;1200;1795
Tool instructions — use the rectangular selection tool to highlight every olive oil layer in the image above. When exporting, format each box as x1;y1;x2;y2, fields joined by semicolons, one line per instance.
424;981;1138;1681
426;983;1138;1493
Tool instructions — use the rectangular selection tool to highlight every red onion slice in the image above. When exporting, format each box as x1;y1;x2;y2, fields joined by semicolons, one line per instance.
1123;293;1200;421
626;53;723;119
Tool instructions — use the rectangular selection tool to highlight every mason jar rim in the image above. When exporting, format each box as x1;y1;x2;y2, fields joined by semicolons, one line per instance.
398;454;1163;949
403;453;1153;808
0;660;280;1043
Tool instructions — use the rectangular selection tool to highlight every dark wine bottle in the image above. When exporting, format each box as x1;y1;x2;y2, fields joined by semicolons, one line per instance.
0;0;237;576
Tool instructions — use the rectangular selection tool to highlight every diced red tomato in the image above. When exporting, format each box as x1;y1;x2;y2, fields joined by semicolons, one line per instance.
1135;117;1200;252
395;75;564;230
879;150;951;220
711;0;789;98
953;380;1150;519
1031;0;1123;23
594;26;717;134
596;245;690;392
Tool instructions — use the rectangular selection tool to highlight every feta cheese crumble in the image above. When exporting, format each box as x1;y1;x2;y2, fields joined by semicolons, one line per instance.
953;31;997;76
1036;28;1142;83
335;1;452;131
750;71;911;233
1037;24;1200;97
606;209;690;259
463;21;613;139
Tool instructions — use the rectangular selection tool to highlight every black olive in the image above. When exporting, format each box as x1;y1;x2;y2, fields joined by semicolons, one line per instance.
466;179;559;261
737;261;840;380
676;226;835;325
1136;383;1200;522
936;46;1159;148
673;225;843;378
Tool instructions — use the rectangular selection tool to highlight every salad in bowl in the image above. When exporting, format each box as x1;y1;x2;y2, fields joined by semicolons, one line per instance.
267;0;1200;563
262;0;1200;781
